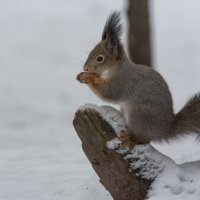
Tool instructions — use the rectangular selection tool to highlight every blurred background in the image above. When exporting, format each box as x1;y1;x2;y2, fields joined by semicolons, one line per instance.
0;0;200;199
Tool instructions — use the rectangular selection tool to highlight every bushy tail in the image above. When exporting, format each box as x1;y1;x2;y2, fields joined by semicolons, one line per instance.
173;93;200;139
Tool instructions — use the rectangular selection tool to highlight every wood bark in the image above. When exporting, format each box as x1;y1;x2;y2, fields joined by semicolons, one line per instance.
128;0;152;67
73;109;151;200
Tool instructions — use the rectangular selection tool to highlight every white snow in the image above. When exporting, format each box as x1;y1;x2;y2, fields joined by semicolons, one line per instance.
78;104;127;135
107;139;167;180
106;130;200;199
1;0;200;199
148;160;200;200
107;138;122;150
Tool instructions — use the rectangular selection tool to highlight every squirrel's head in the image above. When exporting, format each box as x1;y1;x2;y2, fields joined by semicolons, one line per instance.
83;12;124;76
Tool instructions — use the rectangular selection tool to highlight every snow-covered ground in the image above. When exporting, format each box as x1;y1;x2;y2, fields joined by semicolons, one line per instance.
0;0;200;199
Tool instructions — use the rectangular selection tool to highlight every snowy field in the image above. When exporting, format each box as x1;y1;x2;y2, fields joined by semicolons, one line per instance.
0;0;200;199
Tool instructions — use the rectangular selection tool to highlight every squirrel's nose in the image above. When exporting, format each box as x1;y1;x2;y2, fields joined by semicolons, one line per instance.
83;66;88;72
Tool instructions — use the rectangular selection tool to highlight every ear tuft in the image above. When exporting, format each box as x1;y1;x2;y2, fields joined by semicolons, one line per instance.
102;11;123;42
102;12;123;58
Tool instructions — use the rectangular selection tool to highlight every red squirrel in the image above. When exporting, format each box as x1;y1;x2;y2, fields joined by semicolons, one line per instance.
77;12;200;146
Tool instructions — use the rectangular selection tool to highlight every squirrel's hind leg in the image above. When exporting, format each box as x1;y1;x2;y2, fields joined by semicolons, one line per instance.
120;130;149;148
120;132;135;148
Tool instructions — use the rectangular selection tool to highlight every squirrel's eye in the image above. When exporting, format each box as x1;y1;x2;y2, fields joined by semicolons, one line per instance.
96;55;104;63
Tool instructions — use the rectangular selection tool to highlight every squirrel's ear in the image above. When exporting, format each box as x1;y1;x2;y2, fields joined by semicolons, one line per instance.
102;12;123;58
103;35;121;58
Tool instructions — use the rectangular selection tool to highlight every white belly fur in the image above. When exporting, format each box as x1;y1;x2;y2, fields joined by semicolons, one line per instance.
119;102;131;126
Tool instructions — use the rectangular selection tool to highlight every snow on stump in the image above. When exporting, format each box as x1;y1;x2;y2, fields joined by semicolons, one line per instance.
73;104;153;200
73;104;196;200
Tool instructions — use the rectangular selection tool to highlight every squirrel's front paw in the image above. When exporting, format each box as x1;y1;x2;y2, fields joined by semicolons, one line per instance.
76;72;100;84
76;72;85;83
77;72;91;84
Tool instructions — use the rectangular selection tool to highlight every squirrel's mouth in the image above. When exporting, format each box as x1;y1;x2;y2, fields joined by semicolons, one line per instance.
83;65;102;76
83;69;101;76
89;72;100;77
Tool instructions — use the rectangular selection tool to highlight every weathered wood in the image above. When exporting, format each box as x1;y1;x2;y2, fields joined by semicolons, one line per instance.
128;0;152;67
73;109;151;200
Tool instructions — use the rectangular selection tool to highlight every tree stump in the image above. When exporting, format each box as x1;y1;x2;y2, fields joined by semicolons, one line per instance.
73;108;151;200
